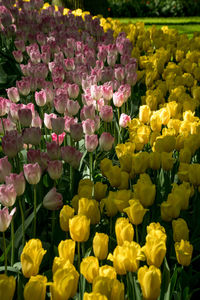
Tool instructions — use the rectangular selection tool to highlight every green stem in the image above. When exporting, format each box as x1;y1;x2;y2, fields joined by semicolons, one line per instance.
33;185;37;238
3;231;7;275
11;218;14;266
89;152;93;180
135;225;139;244
18;197;25;247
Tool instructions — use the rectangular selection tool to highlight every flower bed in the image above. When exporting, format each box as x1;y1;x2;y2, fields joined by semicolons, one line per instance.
0;1;200;300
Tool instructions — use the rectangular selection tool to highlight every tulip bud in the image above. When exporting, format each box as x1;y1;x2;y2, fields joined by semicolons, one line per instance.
46;142;61;160
82;119;95;135
78;198;100;225
59;204;75;232
100;105;113;122
5;172;25;196
23;163;42;185
0;156;12;183
83;292;108;300
18;108;32;127
58;239;76;264
51;117;65;135
0;207;16;232
69;215;90;242
99;132;114;152
43;187;63;210
93;233;109;260
94;182;107;201
22;127;41;146
175;240;193;266
47;160;63;180
99;265;117;279
70;123;83;141
172;218;189;242
80;256;99;283
24;275;47;300
119;113;131;128
0;184;17;207
138;265;161;300
85;134;98;152
6;87;20;103
0;274;16;300
115;217;134;246
21;239;47;278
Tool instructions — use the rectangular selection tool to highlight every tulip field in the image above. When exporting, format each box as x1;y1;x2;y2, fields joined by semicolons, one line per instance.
1;1;200;299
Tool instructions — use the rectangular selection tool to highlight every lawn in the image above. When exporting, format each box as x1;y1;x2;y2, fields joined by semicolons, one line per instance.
114;17;200;38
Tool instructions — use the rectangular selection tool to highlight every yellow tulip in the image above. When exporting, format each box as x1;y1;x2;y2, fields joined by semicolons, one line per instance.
78;198;100;225
108;241;144;275
161;152;174;171
69;215;90;242
188;163;200;185
0;274;16;300
142;233;166;268
92;276;124;300
172;218;189;242
115;217;134;246
138;265;161;300
100;158;113;177
83;292;108;300
124;199;148;225
99;265;117;279
58;239;76;264
94;182;107;201
149;152;161;170
93;233;109;260
175;240;193;266
59;205;74;232
50;264;79;300
80;256;99;283
21;239;47;278
24;275;47;300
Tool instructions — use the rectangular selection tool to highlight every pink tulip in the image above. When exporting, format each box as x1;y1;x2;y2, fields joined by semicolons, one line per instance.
100;105;113;122
44;113;57;130
51;117;65;135
66;100;80;116
12;50;23;63
0;207;16;232
2;130;23;158
82;119;95;135
18;108;32;127
113;91;125;107
5;172;25;196
70;123;83;142
0;156;12;183
85;134;98;152
102;84;113;101
35;90;46;107
0;184;17;207
6;87;20;103
61;146;82;169
119;113;131;128
23;163;42;185
68;83;79;99
22;127;41;146
99;132;114;151
90;85;102;100
47;141;61;160
43;187;63;210
47;160;63;181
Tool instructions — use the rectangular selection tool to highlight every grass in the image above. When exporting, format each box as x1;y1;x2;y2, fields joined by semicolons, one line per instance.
114;17;200;38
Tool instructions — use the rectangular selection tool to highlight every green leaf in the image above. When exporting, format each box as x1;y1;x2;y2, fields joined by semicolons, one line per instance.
133;274;142;300
159;257;170;300
14;203;42;249
0;266;20;273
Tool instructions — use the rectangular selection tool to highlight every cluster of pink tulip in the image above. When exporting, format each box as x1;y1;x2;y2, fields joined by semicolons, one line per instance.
0;0;138;252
